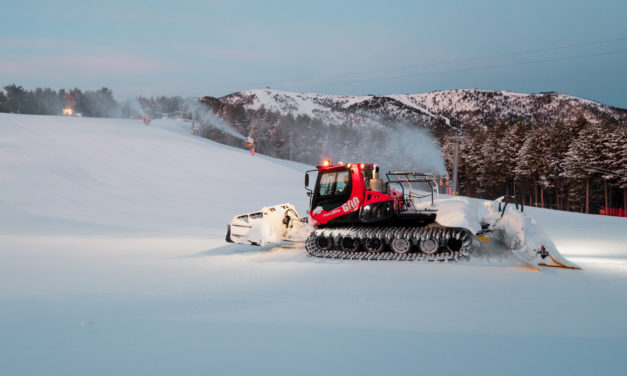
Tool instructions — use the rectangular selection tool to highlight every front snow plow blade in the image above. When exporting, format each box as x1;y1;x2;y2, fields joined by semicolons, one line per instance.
226;203;311;246
478;196;580;270
415;196;580;270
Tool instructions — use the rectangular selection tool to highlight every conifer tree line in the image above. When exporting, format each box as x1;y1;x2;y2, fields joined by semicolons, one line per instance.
0;84;125;117
0;84;185;118
203;98;626;214
440;117;626;213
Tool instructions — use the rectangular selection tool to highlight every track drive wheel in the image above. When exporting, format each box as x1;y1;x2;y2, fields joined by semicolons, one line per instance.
341;237;360;252
316;236;333;250
419;238;438;254
391;238;411;254
364;238;384;253
447;237;463;252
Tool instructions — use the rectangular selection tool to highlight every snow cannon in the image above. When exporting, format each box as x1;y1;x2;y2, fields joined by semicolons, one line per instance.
245;136;255;156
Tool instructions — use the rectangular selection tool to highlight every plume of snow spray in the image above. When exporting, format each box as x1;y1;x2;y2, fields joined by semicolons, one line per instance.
122;97;146;118
322;123;446;175
190;100;247;140
385;125;446;174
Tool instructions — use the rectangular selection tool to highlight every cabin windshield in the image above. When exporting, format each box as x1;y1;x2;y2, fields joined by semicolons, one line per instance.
317;170;350;196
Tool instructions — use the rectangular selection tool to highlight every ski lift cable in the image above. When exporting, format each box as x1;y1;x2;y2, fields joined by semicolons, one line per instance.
272;49;627;91
198;36;627;92
277;36;627;84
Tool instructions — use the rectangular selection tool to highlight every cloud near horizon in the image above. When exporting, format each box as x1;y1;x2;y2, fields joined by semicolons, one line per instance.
0;54;174;78
0;37;174;79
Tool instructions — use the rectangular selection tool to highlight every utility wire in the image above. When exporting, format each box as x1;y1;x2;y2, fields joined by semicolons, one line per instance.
272;48;627;91
203;36;627;91
273;36;627;86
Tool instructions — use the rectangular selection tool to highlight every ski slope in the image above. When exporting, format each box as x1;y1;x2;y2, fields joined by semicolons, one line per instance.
1;113;626;376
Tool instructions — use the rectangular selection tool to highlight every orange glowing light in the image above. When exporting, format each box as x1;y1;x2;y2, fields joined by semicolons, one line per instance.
62;108;74;116
322;160;331;167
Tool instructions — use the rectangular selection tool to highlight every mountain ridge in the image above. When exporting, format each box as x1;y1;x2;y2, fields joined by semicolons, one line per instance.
217;88;626;131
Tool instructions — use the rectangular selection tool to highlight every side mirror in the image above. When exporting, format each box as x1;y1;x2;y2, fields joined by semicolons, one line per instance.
305;173;309;188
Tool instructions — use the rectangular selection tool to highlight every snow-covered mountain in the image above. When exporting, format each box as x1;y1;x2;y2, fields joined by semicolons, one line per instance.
219;88;626;130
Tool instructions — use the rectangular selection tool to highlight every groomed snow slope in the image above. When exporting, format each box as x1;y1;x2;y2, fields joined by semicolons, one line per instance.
1;113;627;376
0;114;309;236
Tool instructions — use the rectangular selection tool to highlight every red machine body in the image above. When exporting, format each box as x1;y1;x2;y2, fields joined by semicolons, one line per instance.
307;161;434;227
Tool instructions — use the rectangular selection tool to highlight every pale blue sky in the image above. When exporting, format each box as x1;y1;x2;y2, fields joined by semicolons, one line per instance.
1;0;626;107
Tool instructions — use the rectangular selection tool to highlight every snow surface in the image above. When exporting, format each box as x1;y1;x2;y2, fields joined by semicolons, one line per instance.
1;113;627;375
234;88;372;113
227;88;372;122
387;94;452;126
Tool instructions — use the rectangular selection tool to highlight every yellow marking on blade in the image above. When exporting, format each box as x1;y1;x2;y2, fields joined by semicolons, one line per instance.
477;236;491;243
539;255;581;270
518;265;542;272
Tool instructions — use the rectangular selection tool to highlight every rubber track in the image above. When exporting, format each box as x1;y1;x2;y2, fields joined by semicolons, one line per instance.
305;225;473;262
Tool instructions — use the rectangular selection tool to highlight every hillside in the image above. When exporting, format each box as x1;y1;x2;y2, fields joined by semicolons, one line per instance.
201;89;627;214
1;113;626;375
218;88;626;131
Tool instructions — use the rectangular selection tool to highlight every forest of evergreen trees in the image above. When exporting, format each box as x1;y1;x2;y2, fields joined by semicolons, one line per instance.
441;117;626;214
0;84;186;119
201;98;626;214
0;84;125;117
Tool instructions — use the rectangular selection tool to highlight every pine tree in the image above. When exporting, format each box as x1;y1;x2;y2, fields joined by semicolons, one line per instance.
605;123;627;210
515;126;551;206
3;84;28;113
562;120;607;213
544;122;574;209
621;134;627;211
499;122;530;197
596;121;622;209
0;90;8;112
459;131;483;197
477;122;508;198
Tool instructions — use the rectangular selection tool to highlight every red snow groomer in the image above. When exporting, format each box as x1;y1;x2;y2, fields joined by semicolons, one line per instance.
225;159;580;269
302;160;471;260
227;159;472;261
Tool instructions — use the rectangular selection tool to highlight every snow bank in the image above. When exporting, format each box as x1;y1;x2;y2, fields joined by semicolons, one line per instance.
431;196;484;233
